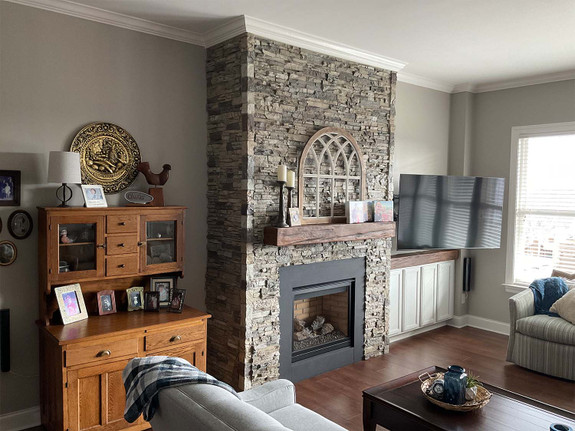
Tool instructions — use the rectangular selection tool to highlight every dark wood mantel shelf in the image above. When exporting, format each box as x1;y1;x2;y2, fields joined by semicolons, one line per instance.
264;221;395;247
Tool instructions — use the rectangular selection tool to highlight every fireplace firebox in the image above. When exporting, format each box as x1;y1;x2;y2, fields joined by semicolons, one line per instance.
279;258;365;382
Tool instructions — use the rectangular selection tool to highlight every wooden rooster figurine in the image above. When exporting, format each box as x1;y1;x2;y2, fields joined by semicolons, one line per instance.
137;162;172;206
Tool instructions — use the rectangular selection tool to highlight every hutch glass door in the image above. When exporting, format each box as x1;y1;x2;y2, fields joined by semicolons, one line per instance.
141;212;183;273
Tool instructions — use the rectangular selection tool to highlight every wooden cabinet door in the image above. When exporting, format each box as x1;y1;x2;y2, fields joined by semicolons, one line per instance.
49;215;106;282
67;359;144;431
140;211;184;274
401;267;420;332
420;264;437;327
388;269;402;336
436;260;455;321
147;340;206;372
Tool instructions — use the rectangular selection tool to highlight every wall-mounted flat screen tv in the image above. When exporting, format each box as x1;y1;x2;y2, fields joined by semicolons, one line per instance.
397;174;505;249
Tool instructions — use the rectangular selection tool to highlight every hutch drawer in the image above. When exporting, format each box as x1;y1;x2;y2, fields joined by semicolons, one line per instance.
66;338;139;367
107;215;138;233
106;234;140;255
145;321;205;351
106;254;139;276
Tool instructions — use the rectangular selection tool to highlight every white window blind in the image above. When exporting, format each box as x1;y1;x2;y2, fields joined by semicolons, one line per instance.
513;133;575;284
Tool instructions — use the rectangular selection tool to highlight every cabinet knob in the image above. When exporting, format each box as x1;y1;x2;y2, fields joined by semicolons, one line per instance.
119;264;125;268
96;350;111;357
137;242;144;246
118;243;125;247
96;244;106;249
119;222;126;226
170;335;182;342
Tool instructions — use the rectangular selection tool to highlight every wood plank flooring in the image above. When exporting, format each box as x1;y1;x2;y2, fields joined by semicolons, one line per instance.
295;326;575;431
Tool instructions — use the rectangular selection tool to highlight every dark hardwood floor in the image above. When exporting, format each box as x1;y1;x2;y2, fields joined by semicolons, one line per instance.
295;326;575;431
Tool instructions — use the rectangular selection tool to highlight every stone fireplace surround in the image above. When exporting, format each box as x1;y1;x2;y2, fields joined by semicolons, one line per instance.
206;33;395;390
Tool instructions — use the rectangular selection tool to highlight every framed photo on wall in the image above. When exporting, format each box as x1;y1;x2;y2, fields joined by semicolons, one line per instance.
126;286;144;311
55;283;88;325
0;170;21;206
150;276;176;308
97;290;117;315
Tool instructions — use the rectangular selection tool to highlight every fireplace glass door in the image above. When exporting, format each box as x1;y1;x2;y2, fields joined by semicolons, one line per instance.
292;281;352;361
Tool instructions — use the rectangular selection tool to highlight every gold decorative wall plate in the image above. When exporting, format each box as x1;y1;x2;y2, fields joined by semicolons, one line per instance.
70;122;141;194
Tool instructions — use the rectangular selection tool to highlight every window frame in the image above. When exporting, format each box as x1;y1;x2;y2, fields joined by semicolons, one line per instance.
505;121;575;293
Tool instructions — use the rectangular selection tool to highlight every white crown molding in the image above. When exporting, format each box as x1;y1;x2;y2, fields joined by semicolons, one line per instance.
452;83;476;93
397;72;455;93
242;16;407;72
454;70;575;94
0;406;41;431
203;16;246;48
3;0;204;45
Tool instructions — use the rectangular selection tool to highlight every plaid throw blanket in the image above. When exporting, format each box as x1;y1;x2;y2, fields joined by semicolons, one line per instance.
123;356;238;422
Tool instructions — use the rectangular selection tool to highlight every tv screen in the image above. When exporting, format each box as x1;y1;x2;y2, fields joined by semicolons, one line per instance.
397;174;505;249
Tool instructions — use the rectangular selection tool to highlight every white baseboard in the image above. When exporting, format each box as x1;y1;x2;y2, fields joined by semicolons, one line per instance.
0;406;41;431
448;314;510;335
390;321;447;343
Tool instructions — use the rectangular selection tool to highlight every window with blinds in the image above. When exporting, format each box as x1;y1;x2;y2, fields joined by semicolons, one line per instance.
512;133;575;285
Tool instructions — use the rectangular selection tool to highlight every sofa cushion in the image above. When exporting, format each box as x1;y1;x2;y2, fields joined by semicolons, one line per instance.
269;404;347;431
516;315;575;346
550;288;575;324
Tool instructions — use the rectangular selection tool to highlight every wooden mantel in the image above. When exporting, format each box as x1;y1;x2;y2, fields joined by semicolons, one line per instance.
263;221;395;247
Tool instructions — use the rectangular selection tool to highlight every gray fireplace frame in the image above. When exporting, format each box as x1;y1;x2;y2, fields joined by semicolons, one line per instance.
279;257;365;382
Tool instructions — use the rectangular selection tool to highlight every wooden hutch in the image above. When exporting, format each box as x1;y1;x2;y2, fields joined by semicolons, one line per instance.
38;206;210;431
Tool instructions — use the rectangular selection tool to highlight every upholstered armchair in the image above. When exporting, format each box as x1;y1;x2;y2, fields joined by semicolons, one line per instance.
507;289;575;380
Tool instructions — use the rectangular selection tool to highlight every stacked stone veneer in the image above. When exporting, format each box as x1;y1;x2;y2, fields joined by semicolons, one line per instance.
206;33;396;390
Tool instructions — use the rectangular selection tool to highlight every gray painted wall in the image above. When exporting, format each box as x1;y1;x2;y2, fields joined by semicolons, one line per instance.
394;82;451;193
466;80;575;323
0;2;207;415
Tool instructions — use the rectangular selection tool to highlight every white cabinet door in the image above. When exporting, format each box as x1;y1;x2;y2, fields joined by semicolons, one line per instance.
436;260;455;321
401;267;420;332
420;264;437;327
389;269;402;336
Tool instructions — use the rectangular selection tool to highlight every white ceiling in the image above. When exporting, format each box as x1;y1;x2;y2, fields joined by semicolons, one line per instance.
12;0;575;92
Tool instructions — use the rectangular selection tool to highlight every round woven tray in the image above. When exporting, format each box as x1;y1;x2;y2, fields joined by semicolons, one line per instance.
420;372;492;412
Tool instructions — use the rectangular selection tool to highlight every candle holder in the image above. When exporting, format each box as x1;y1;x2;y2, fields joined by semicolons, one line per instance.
276;181;289;228
286;186;294;226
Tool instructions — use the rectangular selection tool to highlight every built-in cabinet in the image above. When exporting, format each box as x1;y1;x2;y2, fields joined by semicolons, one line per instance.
389;260;455;338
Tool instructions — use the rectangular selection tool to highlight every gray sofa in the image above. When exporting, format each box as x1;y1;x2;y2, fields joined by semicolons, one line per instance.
507;288;575;380
149;378;347;431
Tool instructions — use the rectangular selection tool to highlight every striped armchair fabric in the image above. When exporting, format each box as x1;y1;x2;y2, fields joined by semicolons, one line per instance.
507;289;575;380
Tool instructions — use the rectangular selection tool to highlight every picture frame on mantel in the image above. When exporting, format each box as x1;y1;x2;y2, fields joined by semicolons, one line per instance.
0;170;21;206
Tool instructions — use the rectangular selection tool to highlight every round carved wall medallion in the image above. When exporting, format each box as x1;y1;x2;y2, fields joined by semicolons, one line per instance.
70;122;141;194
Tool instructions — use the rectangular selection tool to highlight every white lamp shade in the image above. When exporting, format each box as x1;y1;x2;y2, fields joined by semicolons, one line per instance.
47;151;82;184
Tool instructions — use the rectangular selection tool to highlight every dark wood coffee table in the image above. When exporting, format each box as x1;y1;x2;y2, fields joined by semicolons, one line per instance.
363;366;575;431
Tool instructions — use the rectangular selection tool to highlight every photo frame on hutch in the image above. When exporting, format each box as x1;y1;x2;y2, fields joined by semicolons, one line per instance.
54;283;88;325
144;291;160;312
0;170;21;206
150;276;176;308
97;290;117;315
81;184;108;208
126;286;144;311
168;288;186;313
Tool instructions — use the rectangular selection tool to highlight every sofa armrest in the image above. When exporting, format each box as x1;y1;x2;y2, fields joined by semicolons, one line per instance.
238;379;296;414
507;288;535;361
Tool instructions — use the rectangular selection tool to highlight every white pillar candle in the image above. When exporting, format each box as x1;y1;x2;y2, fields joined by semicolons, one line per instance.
277;164;287;182
286;170;295;188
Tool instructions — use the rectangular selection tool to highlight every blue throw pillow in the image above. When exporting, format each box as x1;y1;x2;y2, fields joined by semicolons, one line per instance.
529;277;569;316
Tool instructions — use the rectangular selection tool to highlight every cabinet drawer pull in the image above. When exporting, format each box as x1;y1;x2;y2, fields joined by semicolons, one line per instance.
96;350;111;357
96;244;106;249
118;264;125;268
118;243;125;247
170;335;182;342
137;241;144;246
119;222;126;226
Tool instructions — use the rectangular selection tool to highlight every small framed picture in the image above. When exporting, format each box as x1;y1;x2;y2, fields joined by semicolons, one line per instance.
346;201;370;224
97;290;116;315
373;201;394;222
126;286;144;311
0;170;21;206
0;240;17;266
144;291;160;312
168;288;186;313
150;276;175;308
288;208;301;227
81;184;107;208
55;283;88;325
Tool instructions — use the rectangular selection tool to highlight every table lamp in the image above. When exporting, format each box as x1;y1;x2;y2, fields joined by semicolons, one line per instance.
47;151;82;207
